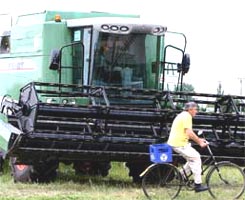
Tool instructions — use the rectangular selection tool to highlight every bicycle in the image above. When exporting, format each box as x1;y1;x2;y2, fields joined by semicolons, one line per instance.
140;139;245;199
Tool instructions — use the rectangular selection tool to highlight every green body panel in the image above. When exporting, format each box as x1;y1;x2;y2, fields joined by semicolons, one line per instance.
0;55;43;98
42;22;71;83
145;35;160;89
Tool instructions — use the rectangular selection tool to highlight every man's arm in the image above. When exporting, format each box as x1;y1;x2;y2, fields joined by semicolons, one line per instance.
185;128;207;148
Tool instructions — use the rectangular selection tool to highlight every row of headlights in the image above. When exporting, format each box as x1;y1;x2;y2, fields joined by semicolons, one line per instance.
100;24;166;35
101;24;130;32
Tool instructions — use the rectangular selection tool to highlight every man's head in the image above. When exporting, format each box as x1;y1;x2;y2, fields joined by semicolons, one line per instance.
184;102;198;117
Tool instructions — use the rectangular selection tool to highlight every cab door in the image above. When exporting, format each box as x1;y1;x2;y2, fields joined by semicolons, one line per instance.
70;27;92;86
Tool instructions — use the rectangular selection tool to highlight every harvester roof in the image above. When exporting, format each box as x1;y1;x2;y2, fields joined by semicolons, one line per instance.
15;10;140;25
66;17;167;35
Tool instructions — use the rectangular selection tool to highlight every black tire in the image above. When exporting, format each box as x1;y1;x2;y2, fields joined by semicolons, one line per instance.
73;161;111;177
206;162;245;199
10;157;33;182
126;161;150;183
32;161;58;183
142;163;182;200
0;155;4;174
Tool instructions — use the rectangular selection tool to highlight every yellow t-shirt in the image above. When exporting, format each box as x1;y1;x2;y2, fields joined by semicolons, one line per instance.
167;111;192;147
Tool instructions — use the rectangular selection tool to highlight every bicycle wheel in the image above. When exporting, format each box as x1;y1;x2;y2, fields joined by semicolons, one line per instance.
142;163;182;200
206;161;245;199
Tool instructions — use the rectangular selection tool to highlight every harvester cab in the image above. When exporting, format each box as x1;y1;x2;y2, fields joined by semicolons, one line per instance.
49;19;190;92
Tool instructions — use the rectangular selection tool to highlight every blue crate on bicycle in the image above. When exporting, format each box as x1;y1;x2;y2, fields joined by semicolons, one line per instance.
149;143;172;163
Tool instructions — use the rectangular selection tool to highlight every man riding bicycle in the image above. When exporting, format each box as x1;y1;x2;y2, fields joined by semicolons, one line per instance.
167;102;209;192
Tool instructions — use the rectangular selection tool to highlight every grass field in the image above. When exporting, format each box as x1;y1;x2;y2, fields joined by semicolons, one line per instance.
0;160;244;200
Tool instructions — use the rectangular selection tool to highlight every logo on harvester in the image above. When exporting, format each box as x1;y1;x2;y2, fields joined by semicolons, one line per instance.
0;59;37;72
160;153;168;162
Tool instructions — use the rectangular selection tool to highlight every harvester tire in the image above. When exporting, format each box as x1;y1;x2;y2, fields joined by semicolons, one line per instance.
73;161;111;177
10;157;33;183
126;162;150;183
31;161;58;183
0;155;4;174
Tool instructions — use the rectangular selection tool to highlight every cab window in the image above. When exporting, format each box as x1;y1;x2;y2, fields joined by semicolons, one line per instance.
0;33;10;54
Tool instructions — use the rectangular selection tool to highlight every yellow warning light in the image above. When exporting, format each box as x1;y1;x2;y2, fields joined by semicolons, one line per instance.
55;14;61;22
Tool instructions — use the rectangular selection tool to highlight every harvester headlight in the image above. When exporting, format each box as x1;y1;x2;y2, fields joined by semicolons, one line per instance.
159;27;166;33
101;24;110;30
153;27;161;33
110;25;119;31
100;24;129;34
120;26;129;32
152;26;167;35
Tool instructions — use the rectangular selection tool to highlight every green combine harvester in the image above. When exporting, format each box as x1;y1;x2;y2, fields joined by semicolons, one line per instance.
0;10;244;182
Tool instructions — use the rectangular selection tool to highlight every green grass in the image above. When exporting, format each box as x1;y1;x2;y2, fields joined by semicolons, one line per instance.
0;161;244;200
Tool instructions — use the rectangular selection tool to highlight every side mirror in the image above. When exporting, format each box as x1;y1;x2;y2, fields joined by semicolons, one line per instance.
182;54;190;74
49;49;61;70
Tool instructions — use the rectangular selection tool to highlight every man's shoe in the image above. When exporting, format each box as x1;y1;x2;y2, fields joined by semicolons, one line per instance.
194;184;209;193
